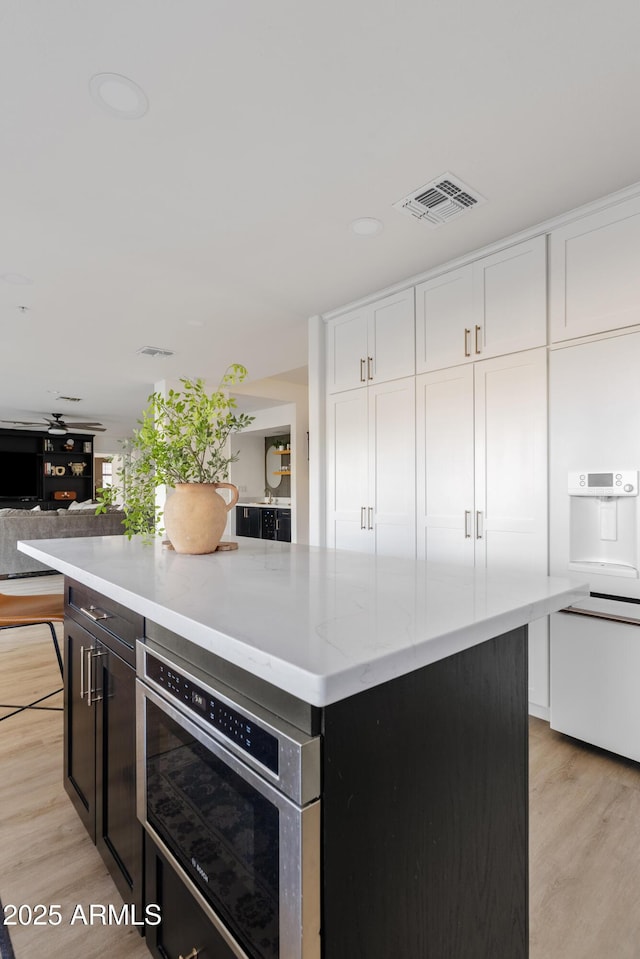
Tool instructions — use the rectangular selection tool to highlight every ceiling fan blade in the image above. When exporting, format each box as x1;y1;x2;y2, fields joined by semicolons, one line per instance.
0;418;44;426
66;423;106;431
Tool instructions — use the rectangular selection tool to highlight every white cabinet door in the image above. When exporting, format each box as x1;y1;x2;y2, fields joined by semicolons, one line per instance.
549;194;640;342
369;378;416;558
415;266;474;373
472;235;547;359
326;389;371;553
327;379;416;557
326;306;369;393
416;365;475;564
417;348;547;574
474;348;548;572
327;289;415;394
416;237;546;374
369;289;416;384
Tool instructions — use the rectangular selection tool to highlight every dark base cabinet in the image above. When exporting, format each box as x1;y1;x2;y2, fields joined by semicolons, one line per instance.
235;505;261;538
235;505;291;542
145;837;238;959
64;580;145;919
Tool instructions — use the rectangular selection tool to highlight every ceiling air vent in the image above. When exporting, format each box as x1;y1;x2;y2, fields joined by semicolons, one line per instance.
393;173;485;227
136;346;175;358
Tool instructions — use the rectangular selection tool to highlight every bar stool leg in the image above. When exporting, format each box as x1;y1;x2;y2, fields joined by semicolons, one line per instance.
47;622;64;679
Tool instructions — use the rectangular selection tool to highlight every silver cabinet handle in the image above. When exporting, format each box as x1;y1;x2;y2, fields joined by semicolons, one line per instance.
79;645;87;700
367;506;374;530
475;324;482;354
360;357;366;383
360;506;366;530
464;510;471;538
464;328;471;357
476;510;483;539
86;646;93;707
86;648;106;707
179;949;200;959
367;356;374;380
80;605;113;622
559;606;640;627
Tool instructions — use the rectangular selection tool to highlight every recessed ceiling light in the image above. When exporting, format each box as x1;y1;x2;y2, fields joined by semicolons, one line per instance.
350;217;384;237
1;273;33;285
89;73;149;119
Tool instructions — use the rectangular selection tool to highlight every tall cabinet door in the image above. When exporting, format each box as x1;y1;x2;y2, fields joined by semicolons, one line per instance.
416;366;475;564
474;348;548;573
64;620;96;840
369;378;416;558
327;389;371;553
95;645;143;913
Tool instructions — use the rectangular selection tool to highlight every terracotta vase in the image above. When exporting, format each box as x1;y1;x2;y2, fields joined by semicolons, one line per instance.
164;483;239;554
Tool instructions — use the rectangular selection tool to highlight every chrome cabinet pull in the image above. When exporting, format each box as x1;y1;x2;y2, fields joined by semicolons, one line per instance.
367;356;374;380
360;357;366;383
179;949;200;959
87;648;106;707
79;645;86;700
367;506;374;530
86;647;93;707
475;324;482;354
476;510;483;539
360;506;366;530
464;510;471;538
80;605;113;622
464;328;471;357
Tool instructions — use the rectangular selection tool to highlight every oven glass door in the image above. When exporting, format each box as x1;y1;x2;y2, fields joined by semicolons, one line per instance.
142;692;287;959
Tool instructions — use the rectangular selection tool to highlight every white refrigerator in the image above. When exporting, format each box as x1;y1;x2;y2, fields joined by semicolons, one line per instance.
549;330;640;761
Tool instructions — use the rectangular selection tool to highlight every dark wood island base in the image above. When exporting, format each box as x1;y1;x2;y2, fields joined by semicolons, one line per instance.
321;626;528;959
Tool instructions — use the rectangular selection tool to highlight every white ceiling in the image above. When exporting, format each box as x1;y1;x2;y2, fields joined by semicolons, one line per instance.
2;0;640;444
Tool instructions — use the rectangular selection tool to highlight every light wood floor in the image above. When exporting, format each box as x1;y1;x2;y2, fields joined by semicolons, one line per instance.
2;576;640;958
0;576;148;959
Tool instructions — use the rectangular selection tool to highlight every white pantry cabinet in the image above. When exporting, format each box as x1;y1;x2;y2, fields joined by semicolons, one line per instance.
416;347;549;709
416;347;548;570
549;194;640;342
415;235;547;373
326;377;416;557
326;289;415;394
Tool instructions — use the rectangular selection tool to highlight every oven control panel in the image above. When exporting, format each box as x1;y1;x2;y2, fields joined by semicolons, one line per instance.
146;652;279;774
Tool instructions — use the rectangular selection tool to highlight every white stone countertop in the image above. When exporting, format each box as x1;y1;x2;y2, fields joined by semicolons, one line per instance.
18;536;588;707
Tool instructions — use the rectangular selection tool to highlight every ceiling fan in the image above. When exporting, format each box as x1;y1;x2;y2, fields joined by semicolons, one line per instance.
0;412;106;434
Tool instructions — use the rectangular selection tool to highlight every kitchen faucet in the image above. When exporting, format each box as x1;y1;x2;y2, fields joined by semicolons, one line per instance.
265;487;273;504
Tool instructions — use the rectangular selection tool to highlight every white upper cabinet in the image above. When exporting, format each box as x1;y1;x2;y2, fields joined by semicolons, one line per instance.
549;195;640;342
472;235;547;359
326;289;415;393
416;235;547;373
415;266;475;372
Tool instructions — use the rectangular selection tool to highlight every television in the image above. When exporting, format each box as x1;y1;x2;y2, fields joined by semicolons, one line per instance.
0;451;41;499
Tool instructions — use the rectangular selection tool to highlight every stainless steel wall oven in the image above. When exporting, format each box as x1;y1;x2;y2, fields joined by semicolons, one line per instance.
136;640;321;959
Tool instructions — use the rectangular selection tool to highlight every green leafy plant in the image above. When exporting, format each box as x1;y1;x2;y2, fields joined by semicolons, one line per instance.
96;364;254;538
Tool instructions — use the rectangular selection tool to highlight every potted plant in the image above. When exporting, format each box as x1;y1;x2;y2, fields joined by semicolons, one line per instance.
97;364;254;554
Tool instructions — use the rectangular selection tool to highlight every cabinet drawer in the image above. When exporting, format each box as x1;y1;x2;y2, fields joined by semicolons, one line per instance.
65;579;143;665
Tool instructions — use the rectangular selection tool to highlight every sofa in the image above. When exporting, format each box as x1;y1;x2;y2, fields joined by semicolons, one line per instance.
0;506;126;577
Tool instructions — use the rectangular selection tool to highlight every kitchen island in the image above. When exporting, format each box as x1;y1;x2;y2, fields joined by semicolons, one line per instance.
18;535;587;959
